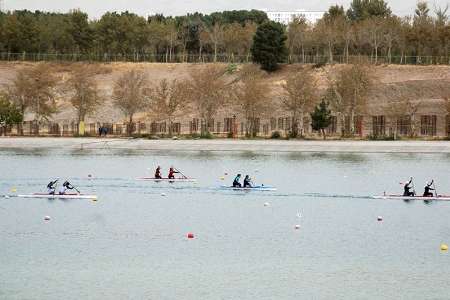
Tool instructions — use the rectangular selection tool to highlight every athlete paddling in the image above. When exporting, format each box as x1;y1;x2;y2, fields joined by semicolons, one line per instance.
243;175;253;188
59;181;76;195
155;166;162;179
233;174;242;187
403;178;415;196
47;180;58;195
168;167;179;179
423;180;435;197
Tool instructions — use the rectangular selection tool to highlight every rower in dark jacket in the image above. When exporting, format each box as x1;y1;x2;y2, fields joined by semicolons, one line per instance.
423;180;435;197
155;166;162;179
403;178;415;196
243;175;253;188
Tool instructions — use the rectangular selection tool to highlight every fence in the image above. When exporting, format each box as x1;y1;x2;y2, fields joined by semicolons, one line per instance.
1;52;449;65
2;114;450;139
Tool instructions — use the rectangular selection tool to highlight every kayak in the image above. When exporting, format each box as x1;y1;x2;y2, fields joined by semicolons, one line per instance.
17;193;98;200
373;194;450;201
136;177;197;182
220;185;277;191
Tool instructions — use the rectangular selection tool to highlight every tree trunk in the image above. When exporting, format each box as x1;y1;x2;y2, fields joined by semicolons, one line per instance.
321;128;326;140
214;43;217;63
128;114;134;136
299;111;304;137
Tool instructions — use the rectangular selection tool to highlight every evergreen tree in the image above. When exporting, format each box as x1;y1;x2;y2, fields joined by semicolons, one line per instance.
251;21;287;72
310;100;332;139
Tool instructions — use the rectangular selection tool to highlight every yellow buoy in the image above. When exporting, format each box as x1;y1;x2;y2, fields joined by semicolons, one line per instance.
441;244;448;251
11;187;17;193
220;176;225;180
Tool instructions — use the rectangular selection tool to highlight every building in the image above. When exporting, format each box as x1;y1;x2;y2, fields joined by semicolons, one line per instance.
264;9;325;25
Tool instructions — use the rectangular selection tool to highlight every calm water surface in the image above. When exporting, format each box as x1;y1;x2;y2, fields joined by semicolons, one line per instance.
1;147;449;299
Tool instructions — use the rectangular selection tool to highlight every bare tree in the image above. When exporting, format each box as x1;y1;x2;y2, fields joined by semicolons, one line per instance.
187;65;229;135
66;65;102;130
233;64;271;137
287;17;309;63
112;69;150;136
204;23;225;63
281;68;318;137
5;64;58;123
334;64;373;134
151;78;190;136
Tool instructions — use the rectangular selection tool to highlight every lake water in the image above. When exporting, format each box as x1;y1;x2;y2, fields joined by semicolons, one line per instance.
1;147;450;299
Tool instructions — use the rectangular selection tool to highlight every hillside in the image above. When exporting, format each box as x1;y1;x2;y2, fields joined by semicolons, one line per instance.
1;62;450;124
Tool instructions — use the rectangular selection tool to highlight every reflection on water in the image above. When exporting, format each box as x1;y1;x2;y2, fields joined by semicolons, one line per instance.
1;148;450;299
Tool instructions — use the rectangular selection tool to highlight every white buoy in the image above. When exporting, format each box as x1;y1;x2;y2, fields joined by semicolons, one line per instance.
377;216;383;221
264;202;270;207
295;224;300;230
44;216;51;221
161;193;166;197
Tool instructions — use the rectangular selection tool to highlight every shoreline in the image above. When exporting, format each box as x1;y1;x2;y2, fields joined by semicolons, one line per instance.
1;137;450;153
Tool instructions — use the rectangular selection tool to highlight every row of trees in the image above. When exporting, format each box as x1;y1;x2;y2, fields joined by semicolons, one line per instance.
288;1;450;65
0;62;375;138
0;9;264;62
0;1;449;65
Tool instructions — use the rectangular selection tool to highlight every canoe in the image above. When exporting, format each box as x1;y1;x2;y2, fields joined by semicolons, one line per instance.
17;193;98;200
373;194;450;201
136;177;197;182
220;185;277;191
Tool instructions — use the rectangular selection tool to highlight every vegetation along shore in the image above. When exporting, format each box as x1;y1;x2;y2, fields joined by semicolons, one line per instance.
0;0;449;140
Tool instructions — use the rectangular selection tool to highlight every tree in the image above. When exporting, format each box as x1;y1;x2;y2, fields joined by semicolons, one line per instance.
151;79;190;136
333;64;372;134
112;69;150;136
233;64;271;137
5;64;58;122
347;0;391;21
0;96;23;135
287;17;309;63
66;65;102;131
311;100;332;139
251;21;287;72
281;68;318;137
186;65;229;135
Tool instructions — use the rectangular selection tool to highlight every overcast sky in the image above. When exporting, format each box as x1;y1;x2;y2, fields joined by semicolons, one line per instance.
3;0;449;19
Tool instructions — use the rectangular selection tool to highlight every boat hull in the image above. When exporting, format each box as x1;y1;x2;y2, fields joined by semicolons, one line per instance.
136;177;197;182
373;194;450;201
220;185;277;191
18;193;98;200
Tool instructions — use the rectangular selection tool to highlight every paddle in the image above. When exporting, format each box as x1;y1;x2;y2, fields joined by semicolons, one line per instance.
432;180;438;197
411;177;416;196
174;168;188;179
70;184;81;194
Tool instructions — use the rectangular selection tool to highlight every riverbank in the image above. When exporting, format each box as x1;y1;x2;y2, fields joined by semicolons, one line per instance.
1;137;450;153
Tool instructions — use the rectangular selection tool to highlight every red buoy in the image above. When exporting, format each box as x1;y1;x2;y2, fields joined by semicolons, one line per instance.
187;233;194;239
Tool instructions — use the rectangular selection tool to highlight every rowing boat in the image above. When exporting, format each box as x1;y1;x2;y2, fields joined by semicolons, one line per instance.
17;193;98;200
373;194;450;201
220;185;277;191
136;177;197;182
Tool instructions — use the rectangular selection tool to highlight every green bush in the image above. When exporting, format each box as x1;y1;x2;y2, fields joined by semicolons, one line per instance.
270;131;281;139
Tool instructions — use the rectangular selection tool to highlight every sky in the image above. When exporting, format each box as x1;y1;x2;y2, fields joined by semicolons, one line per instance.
3;0;449;19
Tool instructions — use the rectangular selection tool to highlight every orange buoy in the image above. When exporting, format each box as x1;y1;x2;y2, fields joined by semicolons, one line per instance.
187;232;194;239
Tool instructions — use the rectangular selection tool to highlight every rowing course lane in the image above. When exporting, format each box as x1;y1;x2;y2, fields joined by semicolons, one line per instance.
1;148;450;300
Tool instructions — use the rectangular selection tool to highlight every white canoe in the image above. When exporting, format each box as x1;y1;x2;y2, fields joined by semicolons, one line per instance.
136;177;197;182
220;185;277;192
373;194;450;201
18;193;98;200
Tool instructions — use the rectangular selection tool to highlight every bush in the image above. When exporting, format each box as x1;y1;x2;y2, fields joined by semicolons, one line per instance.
226;63;238;74
312;61;327;69
200;132;214;139
367;134;397;141
270;131;281;139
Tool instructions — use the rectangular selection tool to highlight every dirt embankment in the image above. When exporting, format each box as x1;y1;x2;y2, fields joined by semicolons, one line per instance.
0;62;449;123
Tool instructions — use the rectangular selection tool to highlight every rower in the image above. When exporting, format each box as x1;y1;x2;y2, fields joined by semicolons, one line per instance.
59;181;75;195
233;174;242;188
155;166;162;179
47;180;58;195
423;180;435;197
243;175;253;188
168;167;179;179
403;177;415;196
